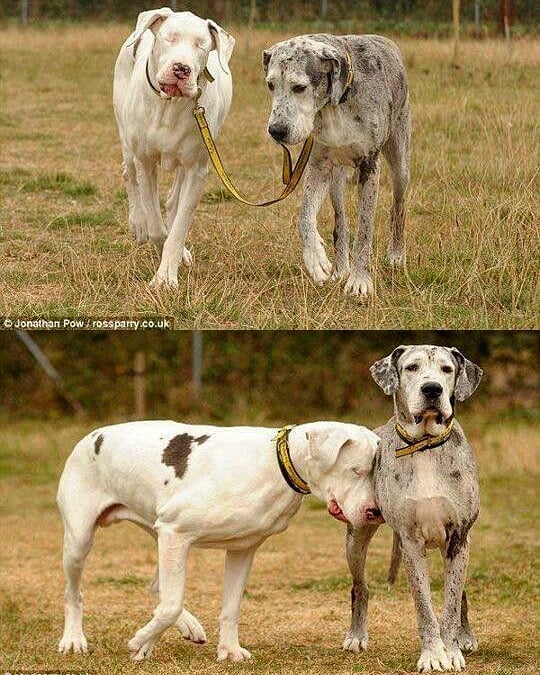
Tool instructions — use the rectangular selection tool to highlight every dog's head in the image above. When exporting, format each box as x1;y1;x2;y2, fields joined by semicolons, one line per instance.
262;36;350;145
304;422;383;527
370;345;483;437
133;9;234;99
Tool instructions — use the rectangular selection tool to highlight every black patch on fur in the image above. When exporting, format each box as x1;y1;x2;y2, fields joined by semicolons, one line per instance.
162;433;210;479
333;227;338;245
355;150;380;185
162;434;192;478
445;525;468;561
357;44;366;54
94;434;104;455
450;470;461;480
394;471;401;483
351;585;356;611
376;56;382;70
164;479;169;485
305;53;323;87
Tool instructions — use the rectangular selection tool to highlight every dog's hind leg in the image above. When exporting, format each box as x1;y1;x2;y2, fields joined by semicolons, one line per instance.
458;589;478;653
57;482;109;655
343;523;379;652
330;166;351;281
382;103;410;266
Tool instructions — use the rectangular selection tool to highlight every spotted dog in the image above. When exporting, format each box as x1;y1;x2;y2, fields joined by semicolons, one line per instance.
57;420;381;662
263;34;411;297
343;346;482;672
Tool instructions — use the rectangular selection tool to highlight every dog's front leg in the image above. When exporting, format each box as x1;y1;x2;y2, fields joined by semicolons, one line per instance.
127;526;191;661
150;163;207;289
217;545;258;662
345;155;381;299
343;523;379;652
401;537;451;673
298;161;333;285
135;158;168;248
439;537;471;672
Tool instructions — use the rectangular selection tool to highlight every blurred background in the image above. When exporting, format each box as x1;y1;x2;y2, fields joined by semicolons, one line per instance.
1;330;537;423
3;1;538;38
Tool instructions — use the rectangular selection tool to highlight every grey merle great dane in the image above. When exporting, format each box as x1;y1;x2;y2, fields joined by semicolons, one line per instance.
263;34;411;298
344;345;482;672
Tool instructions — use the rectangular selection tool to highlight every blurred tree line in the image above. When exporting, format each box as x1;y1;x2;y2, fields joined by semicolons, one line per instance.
2;0;538;31
0;331;537;422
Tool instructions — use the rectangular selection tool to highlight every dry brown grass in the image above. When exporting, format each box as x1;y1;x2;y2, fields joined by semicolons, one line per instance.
0;25;538;328
0;416;538;675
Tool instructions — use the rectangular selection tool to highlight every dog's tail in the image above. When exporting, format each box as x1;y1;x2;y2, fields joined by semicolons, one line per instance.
387;531;402;587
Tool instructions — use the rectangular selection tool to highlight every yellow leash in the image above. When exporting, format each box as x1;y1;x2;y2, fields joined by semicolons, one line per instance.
192;104;313;207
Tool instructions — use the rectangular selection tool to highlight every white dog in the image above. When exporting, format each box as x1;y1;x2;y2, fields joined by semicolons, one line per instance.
57;420;382;662
113;8;234;288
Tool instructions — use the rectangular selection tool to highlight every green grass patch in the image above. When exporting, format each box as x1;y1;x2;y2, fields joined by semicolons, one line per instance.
48;209;116;230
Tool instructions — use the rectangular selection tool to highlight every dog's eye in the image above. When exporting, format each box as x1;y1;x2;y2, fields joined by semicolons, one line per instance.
441;365;453;373
405;364;419;372
267;82;275;91
292;84;307;94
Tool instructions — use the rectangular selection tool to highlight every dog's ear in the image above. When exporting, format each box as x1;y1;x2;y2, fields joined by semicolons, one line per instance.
306;426;357;474
370;346;406;396
449;348;483;401
262;47;275;75
315;43;347;105
208;20;235;75
131;7;172;53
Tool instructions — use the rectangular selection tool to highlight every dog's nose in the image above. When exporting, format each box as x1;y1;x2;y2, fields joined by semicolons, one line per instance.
421;381;443;398
268;123;288;143
172;62;191;79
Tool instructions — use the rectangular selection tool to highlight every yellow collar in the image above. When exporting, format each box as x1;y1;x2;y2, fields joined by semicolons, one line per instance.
274;425;310;495
395;419;454;458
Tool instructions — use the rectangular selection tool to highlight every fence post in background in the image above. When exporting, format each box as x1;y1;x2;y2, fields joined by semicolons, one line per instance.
245;0;257;54
170;0;177;11
502;0;513;61
21;0;29;24
321;0;328;19
474;0;481;38
451;0;461;68
192;331;203;401
133;351;146;420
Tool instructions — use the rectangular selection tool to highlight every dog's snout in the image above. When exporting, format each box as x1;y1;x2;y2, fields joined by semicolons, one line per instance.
268;123;288;143
421;381;443;398
172;62;191;79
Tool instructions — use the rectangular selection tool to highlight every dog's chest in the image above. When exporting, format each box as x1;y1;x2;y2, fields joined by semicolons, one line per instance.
316;106;377;163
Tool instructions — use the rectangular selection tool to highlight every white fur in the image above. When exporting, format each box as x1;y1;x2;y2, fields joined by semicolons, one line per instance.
57;420;379;661
113;9;234;288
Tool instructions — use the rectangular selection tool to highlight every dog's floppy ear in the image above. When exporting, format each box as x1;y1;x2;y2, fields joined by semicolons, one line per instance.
131;7;172;53
449;348;483;401
208;19;235;75
370;346;406;396
314;43;347;105
306;425;356;474
262;47;275;75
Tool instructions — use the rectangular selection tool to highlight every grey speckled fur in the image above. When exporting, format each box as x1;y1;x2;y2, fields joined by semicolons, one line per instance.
343;346;482;672
264;34;411;297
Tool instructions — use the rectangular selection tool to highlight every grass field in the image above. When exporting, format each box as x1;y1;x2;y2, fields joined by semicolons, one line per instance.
0;412;537;675
0;25;538;328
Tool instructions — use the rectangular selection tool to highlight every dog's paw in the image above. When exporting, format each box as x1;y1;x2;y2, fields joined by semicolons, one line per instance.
386;248;405;267
182;247;193;267
417;642;452;672
445;646;465;672
149;271;179;290
343;271;374;299
176;609;206;644
342;632;368;652
58;632;88;655
457;629;478;654
217;644;252;662
303;242;332;285
128;634;156;661
330;260;350;282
